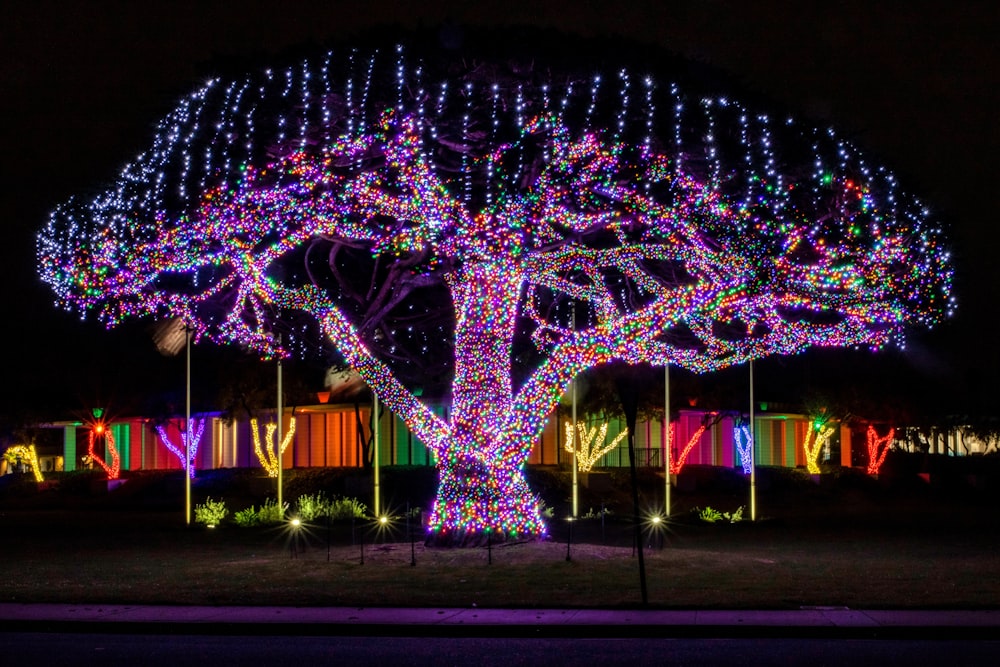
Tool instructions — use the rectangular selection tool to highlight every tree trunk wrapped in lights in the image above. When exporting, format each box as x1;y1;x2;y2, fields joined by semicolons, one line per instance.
37;37;954;544
155;418;206;479
87;424;120;481
866;425;895;475
2;445;44;483
734;423;754;475
564;421;628;472
803;421;836;474
250;417;297;478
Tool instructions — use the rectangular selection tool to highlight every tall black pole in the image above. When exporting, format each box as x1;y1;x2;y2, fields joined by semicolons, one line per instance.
616;368;648;606
626;426;648;604
185;324;192;526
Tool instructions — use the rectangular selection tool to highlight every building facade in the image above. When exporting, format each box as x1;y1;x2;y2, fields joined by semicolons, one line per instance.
40;402;856;477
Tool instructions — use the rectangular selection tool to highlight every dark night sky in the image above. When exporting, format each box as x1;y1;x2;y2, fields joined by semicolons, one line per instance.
2;1;997;427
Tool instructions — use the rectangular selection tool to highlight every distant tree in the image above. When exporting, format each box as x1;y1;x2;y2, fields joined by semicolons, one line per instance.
214;352;314;475
154;418;205;478
669;412;726;474
865;425;896;475
38;37;953;544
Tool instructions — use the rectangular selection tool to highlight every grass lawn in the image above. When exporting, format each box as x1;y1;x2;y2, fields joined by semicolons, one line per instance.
2;463;999;610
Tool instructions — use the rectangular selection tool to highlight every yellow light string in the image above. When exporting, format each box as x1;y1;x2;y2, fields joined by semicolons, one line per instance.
250;416;297;477
563;421;628;472
3;445;44;483
803;422;835;474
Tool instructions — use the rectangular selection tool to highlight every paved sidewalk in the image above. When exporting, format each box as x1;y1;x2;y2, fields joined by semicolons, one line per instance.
2;603;999;638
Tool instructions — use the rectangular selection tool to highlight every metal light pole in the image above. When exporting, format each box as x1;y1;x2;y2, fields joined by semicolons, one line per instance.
373;391;381;518
749;359;757;522
570;301;578;519
276;350;283;512
664;363;671;518
185;324;192;525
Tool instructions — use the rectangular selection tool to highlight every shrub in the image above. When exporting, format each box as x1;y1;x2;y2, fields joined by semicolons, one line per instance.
236;495;363;527
233;506;261;527
257;498;288;524
696;506;724;523
325;495;367;520
580;506;613;520
535;496;555;518
694;505;744;524
294;492;330;521
194;497;229;527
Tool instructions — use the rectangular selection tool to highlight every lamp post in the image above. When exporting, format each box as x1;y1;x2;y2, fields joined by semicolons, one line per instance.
664;363;671;518
565;517;573;562
289;517;301;559
276;348;284;513
185;324;192;526
570;301;578;519
373;391;381;518
148;317;195;525
749;360;757;522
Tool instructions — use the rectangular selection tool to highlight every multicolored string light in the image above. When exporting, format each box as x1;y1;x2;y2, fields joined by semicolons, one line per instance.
37;45;954;542
155;419;205;478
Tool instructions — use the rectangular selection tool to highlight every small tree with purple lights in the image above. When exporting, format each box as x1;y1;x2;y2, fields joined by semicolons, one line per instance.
38;42;952;545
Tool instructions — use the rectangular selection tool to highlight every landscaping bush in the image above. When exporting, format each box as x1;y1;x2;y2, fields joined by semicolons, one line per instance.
294;491;330;521
580;506;613;520
693;505;745;524
233;505;261;527
257;498;287;524
193;497;229;527
325;495;367;520
231;498;287;526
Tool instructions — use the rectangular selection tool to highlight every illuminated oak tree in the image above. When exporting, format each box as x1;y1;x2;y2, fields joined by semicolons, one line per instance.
37;43;953;544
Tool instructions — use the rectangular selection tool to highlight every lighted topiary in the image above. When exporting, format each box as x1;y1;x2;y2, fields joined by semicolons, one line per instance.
564;421;627;472
3;445;44;483
38;39;953;544
803;419;836;474
86;420;120;481
155;419;205;479
866;425;895;475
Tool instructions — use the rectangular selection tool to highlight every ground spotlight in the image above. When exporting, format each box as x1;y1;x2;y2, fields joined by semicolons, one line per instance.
645;511;666;549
